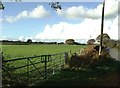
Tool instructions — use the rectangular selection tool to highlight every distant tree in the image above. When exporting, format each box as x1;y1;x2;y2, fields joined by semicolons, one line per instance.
65;39;75;45
27;39;32;43
96;33;110;46
87;39;95;45
74;42;80;45
96;33;110;41
58;42;64;44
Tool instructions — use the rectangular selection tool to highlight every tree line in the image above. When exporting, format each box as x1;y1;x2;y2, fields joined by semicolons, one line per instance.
0;39;86;45
1;33;120;48
0;39;60;45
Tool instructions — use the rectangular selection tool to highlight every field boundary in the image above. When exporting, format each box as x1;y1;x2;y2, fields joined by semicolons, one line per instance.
2;52;68;87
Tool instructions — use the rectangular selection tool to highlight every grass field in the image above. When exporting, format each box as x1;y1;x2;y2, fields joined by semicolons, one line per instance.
2;44;86;59
2;44;120;87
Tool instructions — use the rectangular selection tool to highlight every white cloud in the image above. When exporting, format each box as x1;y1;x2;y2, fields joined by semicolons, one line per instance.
35;21;100;39
35;16;118;40
29;5;50;18
104;16;118;39
2;1;118;41
2;16;118;42
5;5;50;23
56;0;119;19
5;11;29;23
0;36;11;40
18;36;26;41
4;0;119;23
5;16;16;23
104;0;119;19
18;36;35;42
0;18;3;22
16;11;28;19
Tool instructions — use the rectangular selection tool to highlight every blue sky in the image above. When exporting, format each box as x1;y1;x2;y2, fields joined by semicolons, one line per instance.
0;0;119;42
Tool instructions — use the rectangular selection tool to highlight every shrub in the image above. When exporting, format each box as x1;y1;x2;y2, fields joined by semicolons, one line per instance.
68;50;110;69
116;40;120;49
105;39;116;48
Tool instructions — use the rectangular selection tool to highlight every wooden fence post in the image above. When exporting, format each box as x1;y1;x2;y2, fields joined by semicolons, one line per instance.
0;52;3;87
27;58;29;86
44;55;47;80
64;52;68;64
0;52;3;61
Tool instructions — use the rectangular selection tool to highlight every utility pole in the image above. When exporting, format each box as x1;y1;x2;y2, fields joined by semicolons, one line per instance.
99;0;105;55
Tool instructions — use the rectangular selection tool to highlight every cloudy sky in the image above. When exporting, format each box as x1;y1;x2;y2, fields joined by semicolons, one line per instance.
0;0;119;42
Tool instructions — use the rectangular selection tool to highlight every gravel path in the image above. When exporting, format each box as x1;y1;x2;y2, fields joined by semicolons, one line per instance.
110;48;120;61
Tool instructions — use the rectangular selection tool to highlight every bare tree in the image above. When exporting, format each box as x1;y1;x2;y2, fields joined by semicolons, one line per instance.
0;0;22;10
49;2;62;11
0;1;4;10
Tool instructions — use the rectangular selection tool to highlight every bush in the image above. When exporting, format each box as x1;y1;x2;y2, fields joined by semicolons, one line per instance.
116;40;120;49
105;39;116;48
68;51;110;69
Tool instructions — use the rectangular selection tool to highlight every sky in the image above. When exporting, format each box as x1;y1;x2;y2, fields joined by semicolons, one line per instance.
0;0;119;42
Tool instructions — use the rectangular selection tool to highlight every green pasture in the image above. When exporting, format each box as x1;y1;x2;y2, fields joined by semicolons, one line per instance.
2;44;86;59
2;44;120;87
2;44;86;78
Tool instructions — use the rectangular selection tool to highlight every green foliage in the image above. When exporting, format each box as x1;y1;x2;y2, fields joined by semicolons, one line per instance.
105;39;116;48
116;40;120;49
